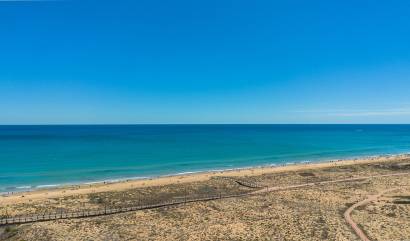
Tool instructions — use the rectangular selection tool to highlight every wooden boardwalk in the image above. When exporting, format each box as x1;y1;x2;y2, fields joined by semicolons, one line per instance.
0;193;247;226
1;172;408;226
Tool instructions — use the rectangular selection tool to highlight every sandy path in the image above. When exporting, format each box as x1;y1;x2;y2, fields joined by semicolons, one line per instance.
252;173;408;195
1;172;408;226
343;188;399;241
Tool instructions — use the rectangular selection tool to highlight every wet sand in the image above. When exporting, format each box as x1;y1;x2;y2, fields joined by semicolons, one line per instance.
2;154;408;206
1;154;410;241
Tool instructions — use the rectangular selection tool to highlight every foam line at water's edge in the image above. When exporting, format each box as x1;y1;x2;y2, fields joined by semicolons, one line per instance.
1;152;410;195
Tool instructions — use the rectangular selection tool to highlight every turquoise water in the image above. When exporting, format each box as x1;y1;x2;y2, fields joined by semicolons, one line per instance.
1;125;410;193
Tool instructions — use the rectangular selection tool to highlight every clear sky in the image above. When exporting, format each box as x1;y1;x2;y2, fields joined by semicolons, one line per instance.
1;0;410;124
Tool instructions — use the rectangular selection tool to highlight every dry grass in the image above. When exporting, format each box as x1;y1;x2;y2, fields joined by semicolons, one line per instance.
1;159;409;241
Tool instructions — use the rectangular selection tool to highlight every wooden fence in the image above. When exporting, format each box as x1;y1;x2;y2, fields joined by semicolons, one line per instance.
2;171;408;227
0;192;250;226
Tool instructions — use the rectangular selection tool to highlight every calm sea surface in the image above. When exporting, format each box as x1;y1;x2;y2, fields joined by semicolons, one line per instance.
1;124;410;192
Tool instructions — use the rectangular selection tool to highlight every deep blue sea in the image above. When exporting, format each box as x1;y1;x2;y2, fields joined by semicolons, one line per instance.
1;124;410;193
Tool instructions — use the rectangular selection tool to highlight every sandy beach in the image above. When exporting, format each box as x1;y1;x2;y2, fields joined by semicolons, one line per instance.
1;154;408;206
3;0;410;239
1;154;410;240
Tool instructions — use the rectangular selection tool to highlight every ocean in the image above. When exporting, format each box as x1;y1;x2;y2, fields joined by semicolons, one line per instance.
1;124;410;193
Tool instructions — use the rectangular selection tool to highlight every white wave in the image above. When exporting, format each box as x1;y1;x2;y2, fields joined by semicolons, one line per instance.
174;171;202;175
36;184;59;189
16;186;32;189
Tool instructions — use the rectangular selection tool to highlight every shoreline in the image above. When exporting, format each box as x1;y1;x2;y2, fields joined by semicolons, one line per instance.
2;151;408;195
1;153;409;206
2;152;409;194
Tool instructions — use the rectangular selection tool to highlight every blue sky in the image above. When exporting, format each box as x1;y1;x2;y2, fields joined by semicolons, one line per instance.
1;0;410;124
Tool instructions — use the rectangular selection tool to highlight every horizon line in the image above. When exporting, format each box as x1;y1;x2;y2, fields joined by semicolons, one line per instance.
1;123;410;126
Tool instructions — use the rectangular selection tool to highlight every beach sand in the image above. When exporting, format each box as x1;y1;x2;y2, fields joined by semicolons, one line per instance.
1;154;407;206
1;154;410;240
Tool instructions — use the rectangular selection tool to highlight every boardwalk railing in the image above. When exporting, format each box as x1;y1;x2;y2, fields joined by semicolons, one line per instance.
0;192;250;226
1;172;408;226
